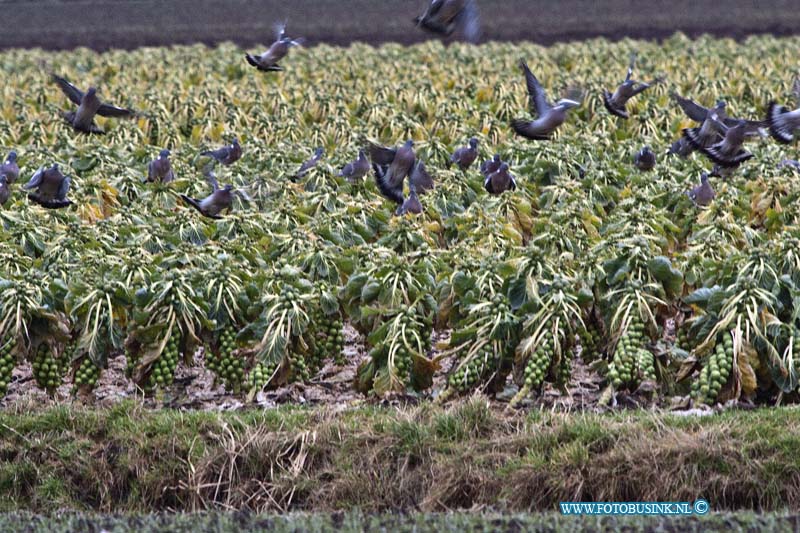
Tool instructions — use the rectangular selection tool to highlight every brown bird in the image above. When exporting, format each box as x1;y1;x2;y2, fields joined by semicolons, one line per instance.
448;138;479;170
245;22;304;72
52;75;134;134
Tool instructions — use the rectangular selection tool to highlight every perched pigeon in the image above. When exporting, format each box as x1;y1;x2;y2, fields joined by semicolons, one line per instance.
687;173;715;206
293;147;324;181
23;164;72;209
409;161;434;193
480;154;502;177
484;162;516;194
602;54;660;119
633;146;656;171
52;75;134;134
146;149;175;183
201;138;242;166
338;150;370;183
180;168;250;219
414;0;481;44
448;138;479;170
245;22;304;72
667;137;694;158
511;60;581;141
1;151;19;184
373;162;425;216
368;140;416;193
0;175;9;206
684;114;759;169
397;183;423;215
766;78;800;144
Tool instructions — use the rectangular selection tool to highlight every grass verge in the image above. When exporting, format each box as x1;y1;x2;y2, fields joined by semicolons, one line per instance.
2;400;800;513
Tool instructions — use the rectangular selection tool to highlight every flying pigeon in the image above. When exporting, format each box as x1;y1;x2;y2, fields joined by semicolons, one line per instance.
146;149;175;183
766;77;800;144
633;146;656;171
0;151;19;184
448;138;479;170
511;60;581;141
484;162;517;194
480;154;502;177
245;22;304;72
671;94;764;156
0;175;9;206
201;138;242;166
602;54;660;119
180;168;250;219
368;140;416;194
687;173;715;206
414;0;481;44
683;114;759;169
293;147;324;181
373;163;424;216
23;164;72;209
52;75;134;134
338;150;370;183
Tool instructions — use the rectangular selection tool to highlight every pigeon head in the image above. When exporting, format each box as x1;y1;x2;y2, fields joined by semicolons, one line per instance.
498;163;509;172
86;87;97;97
223;184;234;192
159;149;171;158
314;147;324;157
642;146;652;153
50;163;60;172
715;100;727;110
493;154;501;162
700;173;709;184
231;138;240;146
469;138;479;148
405;140;415;148
6;151;17;162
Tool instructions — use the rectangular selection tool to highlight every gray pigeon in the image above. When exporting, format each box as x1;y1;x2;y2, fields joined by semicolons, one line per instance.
0;151;19;184
480;154;502;177
397;183;423;216
414;0;481;44
667;137;694;158
369;140;416;195
0;175;9;206
687;173;715;206
293;147;324;181
338;150;370;183
779;158;800;171
52;75;134;134
511;60;581;141
684;114;758;169
671;94;764;156
633;146;656;171
448;138;479;170
23;164;72;209
245;22;304;72
766;78;800;144
409;161;434;193
180;168;250;219
484;162;516;194
147;149;175;183
201;138;242;166
602;54;660;119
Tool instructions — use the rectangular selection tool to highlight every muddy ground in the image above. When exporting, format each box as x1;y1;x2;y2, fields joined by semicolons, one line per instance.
1;0;798;51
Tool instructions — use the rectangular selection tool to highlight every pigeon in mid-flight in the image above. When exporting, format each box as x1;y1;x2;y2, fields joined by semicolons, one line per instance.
52;75;134;134
511;60;581;141
293;147;324;181
245;22;304;72
448;138;479;170
23;164;72;209
671;94;764;157
683;114;760;169
766;77;800;144
146;149;175;183
201;138;242;166
180;168;250;219
633;146;656;171
338;150;370;183
484;162;516;194
414;0;481;44
1;151;19;184
602;54;660;119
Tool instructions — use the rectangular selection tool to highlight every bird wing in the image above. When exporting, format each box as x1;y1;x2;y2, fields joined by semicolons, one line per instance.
373;164;404;205
520;60;550;116
274;21;287;41
367;143;397;166
24;166;44;190
57;176;71;200
454;0;480;43
97;102;135;118
672;93;709;122
52;75;84;105
511;118;551;140
625;53;637;82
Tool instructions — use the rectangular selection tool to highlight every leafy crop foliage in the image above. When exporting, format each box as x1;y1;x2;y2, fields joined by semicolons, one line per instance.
2;35;800;405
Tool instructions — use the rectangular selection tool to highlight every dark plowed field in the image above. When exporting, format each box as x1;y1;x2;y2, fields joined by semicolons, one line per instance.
1;0;798;50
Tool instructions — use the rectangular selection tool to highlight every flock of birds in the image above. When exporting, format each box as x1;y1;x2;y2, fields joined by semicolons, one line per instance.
2;0;800;217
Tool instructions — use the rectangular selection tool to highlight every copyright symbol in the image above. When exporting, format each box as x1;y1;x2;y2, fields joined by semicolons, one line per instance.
694;499;709;515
